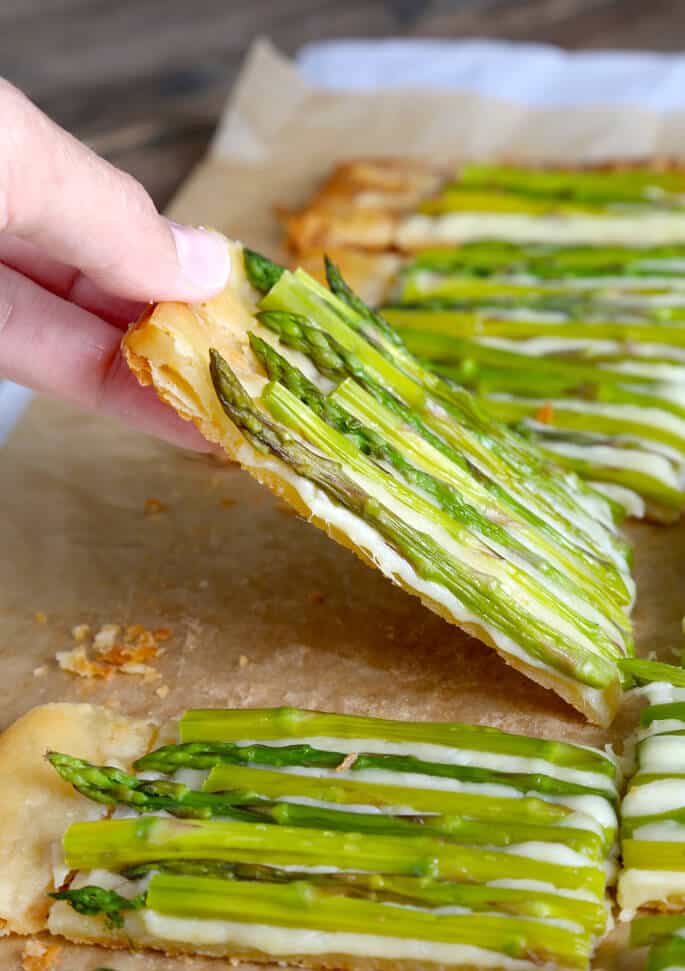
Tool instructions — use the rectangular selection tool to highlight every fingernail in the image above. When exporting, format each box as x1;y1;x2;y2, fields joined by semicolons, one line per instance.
167;221;231;295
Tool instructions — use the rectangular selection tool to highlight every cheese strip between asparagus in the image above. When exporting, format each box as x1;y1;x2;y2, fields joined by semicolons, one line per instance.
618;673;685;918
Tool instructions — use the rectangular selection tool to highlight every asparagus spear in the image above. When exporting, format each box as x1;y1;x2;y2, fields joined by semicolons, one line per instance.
143;872;593;968
408;240;685;279
47;752;265;821
619;659;685;687
622;839;685;871
210;349;619;690
456;164;685;204
381;305;685;347
62;817;606;895
641;702;685;728
631;915;685;948
420;188;628;217
646;936;685;971
119;860;608;933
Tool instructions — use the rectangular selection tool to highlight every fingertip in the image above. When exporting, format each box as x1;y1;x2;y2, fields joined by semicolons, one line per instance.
166;221;231;300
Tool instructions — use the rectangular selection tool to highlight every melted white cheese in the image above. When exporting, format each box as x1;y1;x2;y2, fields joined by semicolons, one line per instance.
619;869;685;918
399;212;685;248
587;482;645;520
141;910;570;967
632;820;685;841
638;734;685;774
622;778;685;817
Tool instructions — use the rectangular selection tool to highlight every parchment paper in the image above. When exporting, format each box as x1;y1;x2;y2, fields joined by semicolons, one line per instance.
2;39;685;970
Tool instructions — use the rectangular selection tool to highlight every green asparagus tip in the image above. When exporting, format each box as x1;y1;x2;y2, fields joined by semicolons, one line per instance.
243;248;285;294
50;885;146;929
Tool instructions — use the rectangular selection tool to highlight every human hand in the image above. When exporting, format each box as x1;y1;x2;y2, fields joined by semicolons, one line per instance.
0;79;230;450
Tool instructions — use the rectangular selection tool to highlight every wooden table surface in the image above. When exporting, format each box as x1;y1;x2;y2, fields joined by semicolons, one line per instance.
1;0;682;207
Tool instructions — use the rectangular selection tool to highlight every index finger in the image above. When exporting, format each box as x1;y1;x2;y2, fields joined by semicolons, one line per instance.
0;79;230;303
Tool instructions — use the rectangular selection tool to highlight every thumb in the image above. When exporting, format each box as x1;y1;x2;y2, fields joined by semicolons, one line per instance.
0;79;230;302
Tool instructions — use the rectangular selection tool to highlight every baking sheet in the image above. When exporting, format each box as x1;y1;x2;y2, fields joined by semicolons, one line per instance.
2;38;685;969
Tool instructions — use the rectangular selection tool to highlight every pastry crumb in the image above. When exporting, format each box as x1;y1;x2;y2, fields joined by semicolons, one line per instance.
33;611;47;625
144;497;168;516
57;622;171;681
33;665;47;677
198;578;209;590
219;497;237;508
21;939;61;971
534;402;554;424
239;654;249;668
93;623;121;652
309;590;326;604
57;645;113;679
156;684;170;699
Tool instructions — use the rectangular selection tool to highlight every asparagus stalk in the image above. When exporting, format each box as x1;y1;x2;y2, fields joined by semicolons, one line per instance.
646;936;685;971
180;707;616;775
143;873;592;968
619;659;685;687
641;702;685;728
62;817;605;895
249;332;630;652
408;240;685;279
381;305;685;347
399;272;685;306
631;915;685;948
420;189;622;217
456;164;685;204
622;839;685;871
119;861;608;933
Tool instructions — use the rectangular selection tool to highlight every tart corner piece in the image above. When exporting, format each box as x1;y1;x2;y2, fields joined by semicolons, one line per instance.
0;703;155;937
123;238;631;727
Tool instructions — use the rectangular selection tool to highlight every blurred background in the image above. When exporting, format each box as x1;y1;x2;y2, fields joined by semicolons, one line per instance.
1;0;679;210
